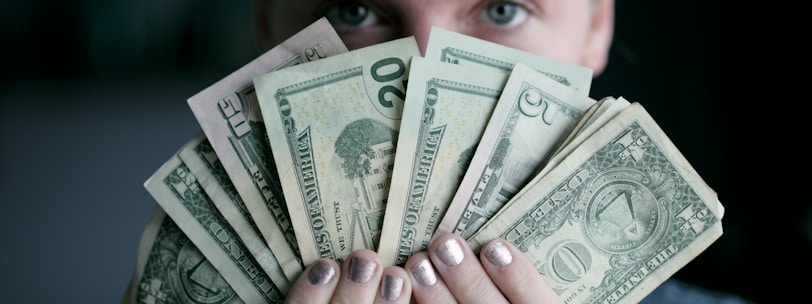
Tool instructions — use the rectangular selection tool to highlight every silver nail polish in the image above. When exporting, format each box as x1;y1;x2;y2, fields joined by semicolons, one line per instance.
348;256;376;283
309;260;335;285
485;240;513;267
436;238;464;266
411;259;438;286
380;274;404;301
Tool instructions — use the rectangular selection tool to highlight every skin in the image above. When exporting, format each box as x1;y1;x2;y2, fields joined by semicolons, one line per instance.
284;233;563;304
254;0;613;75
253;0;615;302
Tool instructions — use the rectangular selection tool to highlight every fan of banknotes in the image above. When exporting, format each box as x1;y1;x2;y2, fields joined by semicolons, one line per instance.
122;18;724;304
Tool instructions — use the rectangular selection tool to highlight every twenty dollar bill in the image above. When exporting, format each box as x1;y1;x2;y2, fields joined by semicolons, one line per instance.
255;37;420;265
377;56;508;266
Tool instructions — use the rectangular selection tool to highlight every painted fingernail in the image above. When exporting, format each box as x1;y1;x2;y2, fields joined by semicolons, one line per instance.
348;256;376;283
411;258;438;286
436;238;464;266
484;240;513;267
380;274;404;301
308;260;335;285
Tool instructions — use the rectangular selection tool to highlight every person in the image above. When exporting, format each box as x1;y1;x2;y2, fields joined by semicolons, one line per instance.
250;0;755;303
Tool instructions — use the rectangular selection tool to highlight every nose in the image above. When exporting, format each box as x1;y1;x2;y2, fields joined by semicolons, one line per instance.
397;7;455;56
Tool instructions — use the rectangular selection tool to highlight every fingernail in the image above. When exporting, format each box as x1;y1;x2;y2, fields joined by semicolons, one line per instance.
411;258;437;286
436;238;464;266
348;256;376;283
380;274;404;301
308;260;335;285
484;240;513;267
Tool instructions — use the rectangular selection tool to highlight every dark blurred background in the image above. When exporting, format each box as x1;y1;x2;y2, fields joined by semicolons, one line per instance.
0;1;804;303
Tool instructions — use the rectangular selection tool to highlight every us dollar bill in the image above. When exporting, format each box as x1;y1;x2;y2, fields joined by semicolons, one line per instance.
122;206;248;304
437;63;596;240
550;97;618;157
144;143;289;303
484;97;631;224
178;132;290;290
187;17;348;279
255;37;420;265
377;56;508;266
547;97;631;172
424;27;593;95
468;101;724;304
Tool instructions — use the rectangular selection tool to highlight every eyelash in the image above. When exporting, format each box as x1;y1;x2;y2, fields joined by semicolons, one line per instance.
477;1;531;28
316;0;531;31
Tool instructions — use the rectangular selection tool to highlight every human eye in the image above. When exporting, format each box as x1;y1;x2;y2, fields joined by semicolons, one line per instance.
322;1;380;31
478;1;529;27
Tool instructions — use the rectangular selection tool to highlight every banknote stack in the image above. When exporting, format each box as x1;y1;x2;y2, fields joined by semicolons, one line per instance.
122;18;724;304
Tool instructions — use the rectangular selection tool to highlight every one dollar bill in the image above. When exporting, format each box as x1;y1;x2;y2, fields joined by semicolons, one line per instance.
468;101;724;304
144;143;288;303
122;206;246;304
178;132;290;292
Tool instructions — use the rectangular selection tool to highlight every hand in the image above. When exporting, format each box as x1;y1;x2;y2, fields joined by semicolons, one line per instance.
283;233;562;304
405;233;562;304
284;249;412;303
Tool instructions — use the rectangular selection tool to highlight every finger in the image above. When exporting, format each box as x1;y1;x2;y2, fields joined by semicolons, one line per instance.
284;259;339;304
331;249;384;303
374;266;411;304
428;233;508;304
404;252;458;304
480;239;563;304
